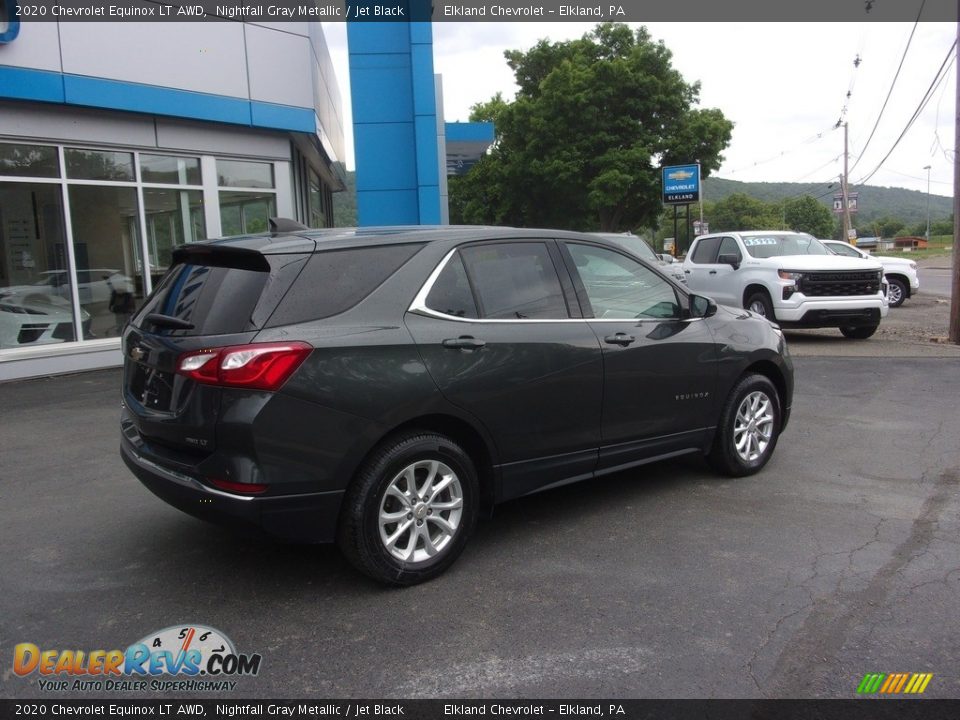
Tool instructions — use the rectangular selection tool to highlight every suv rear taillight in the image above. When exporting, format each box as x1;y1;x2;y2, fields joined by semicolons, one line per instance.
177;342;312;391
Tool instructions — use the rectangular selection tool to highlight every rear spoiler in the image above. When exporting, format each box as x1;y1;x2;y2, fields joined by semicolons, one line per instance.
171;244;271;272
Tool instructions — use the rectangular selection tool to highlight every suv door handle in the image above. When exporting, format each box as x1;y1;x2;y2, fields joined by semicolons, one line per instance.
442;336;486;350
603;333;636;347
708;270;717;275
684;269;691;273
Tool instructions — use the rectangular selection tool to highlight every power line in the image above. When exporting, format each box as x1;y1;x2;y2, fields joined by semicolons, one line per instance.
847;0;926;176
854;39;957;186
722;125;837;176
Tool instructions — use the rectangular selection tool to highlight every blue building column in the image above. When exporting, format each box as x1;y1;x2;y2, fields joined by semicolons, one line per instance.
347;3;441;226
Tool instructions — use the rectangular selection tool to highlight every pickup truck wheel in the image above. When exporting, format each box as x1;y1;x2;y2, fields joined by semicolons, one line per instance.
338;432;478;586
707;374;781;477
840;324;879;339
886;277;906;307
745;290;775;320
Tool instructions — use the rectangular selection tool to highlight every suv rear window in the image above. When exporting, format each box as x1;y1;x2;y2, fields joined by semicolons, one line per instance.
133;251;308;336
266;243;424;326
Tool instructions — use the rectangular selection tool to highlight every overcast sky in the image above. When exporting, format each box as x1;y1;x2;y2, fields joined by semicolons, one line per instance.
322;22;956;200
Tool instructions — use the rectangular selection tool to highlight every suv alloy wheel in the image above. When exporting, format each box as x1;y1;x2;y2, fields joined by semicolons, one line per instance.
707;374;782;477
337;432;479;585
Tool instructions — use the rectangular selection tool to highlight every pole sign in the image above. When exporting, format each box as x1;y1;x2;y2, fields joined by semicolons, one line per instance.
832;193;859;214
662;164;701;205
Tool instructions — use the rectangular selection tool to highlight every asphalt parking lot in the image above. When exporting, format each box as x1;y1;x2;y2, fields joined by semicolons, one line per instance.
2;343;959;700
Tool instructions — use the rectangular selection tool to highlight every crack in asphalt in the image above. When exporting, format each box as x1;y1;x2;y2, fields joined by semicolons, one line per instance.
759;467;960;697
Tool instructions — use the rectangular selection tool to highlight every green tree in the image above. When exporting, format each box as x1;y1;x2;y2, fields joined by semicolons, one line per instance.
706;193;781;232
449;24;733;232
868;215;905;238
783;195;835;238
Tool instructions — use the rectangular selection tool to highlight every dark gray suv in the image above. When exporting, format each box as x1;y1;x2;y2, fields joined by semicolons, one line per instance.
120;226;793;585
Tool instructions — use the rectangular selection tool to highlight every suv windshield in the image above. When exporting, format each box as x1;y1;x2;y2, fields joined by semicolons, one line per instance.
741;233;829;258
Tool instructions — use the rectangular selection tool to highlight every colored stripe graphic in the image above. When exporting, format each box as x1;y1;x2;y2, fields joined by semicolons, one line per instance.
857;673;885;693
857;672;932;694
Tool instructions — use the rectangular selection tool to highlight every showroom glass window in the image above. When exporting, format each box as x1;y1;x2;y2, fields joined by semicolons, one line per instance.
218;159;277;235
0;142;293;353
66;149;145;340
0;144;75;348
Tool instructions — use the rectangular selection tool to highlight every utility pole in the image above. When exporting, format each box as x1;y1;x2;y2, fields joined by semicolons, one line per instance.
924;164;932;245
842;122;853;245
951;1;960;343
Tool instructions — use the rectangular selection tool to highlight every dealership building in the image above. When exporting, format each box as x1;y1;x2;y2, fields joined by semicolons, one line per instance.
0;11;493;381
0;14;353;379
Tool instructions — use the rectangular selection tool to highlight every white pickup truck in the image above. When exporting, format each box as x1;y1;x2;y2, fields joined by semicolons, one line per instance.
682;231;888;339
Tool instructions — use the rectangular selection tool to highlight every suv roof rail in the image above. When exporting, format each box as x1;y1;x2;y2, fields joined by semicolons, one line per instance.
269;217;310;233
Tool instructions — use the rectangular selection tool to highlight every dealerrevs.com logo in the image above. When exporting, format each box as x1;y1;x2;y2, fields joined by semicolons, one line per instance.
13;624;262;693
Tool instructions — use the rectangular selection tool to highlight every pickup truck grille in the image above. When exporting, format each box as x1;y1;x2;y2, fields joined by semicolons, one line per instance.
802;271;882;297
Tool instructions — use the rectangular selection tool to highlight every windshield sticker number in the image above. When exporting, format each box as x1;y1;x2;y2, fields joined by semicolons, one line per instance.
743;238;779;246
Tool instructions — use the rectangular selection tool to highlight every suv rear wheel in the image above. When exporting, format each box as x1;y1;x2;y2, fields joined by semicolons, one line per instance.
338;432;478;586
707;374;781;477
840;324;879;339
744;290;775;320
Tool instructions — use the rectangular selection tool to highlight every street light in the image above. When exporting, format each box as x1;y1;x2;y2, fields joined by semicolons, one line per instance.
924;164;932;245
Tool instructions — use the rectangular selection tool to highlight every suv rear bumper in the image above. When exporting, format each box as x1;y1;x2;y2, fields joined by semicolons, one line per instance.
121;437;343;543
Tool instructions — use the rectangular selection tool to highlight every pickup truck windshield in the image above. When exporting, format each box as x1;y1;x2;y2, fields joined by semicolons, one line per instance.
742;234;830;259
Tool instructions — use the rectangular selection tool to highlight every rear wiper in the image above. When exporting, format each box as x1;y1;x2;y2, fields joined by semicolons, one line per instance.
145;313;195;330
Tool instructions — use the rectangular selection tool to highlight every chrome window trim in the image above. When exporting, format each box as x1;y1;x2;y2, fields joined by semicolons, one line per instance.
408;246;699;325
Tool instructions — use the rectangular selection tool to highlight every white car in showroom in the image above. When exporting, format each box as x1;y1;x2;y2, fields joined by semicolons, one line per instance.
683;231;887;339
820;239;919;308
0;292;89;348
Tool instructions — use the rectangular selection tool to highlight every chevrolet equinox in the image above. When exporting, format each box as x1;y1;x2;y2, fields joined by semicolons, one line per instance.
121;226;794;585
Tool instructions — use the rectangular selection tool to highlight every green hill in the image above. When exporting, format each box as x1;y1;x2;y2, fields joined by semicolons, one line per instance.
702;177;952;227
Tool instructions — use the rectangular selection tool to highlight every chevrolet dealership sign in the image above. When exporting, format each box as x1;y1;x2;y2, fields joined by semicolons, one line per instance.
662;163;701;205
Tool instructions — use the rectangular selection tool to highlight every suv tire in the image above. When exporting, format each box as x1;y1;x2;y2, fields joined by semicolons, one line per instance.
338;432;478;586
707;374;781;477
744;290;775;320
840;324;879;339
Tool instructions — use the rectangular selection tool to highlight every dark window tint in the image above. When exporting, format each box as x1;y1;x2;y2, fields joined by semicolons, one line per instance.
425;252;478;319
135;264;269;336
717;236;742;261
690;237;721;264
460;243;568;320
268;243;423;326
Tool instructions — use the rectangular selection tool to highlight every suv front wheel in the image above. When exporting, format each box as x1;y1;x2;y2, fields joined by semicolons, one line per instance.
707;374;781;477
338;432;479;586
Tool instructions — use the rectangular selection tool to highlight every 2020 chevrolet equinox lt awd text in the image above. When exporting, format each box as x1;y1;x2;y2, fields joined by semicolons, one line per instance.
121;226;794;585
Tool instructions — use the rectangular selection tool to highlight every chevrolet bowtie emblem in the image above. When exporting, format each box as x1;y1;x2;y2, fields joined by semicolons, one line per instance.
130;346;146;362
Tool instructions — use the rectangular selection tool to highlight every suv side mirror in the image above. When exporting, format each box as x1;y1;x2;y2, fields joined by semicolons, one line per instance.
717;253;741;270
689;294;717;319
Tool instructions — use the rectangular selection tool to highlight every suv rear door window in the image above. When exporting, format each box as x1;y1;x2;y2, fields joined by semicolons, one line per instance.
460;242;568;320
